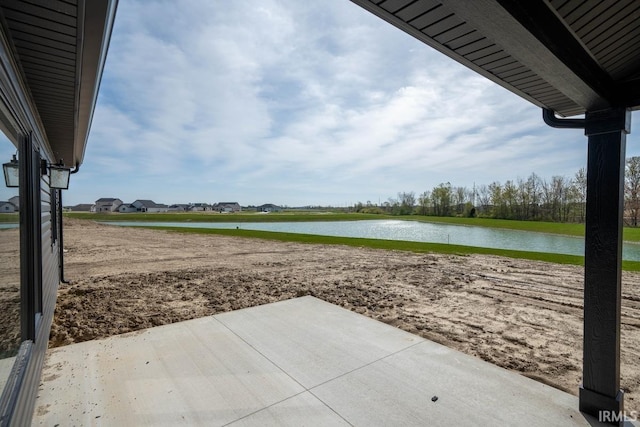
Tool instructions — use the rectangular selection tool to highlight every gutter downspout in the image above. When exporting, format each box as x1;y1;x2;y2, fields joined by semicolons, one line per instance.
59;163;80;284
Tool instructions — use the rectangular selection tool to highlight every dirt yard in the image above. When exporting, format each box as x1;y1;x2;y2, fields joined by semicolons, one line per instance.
51;219;640;410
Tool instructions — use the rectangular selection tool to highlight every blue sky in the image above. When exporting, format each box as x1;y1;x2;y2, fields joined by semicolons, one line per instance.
62;0;639;207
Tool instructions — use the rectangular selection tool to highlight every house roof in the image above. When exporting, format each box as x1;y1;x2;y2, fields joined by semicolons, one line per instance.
95;198;120;203
70;203;93;211
0;0;118;167
134;199;161;208
350;0;640;117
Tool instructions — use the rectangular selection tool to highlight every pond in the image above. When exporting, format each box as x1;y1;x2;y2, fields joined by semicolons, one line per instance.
105;219;640;261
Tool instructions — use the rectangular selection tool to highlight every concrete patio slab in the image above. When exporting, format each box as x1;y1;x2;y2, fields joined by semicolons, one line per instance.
34;315;305;426
313;339;582;426
33;296;635;426
227;392;350;427
215;296;423;388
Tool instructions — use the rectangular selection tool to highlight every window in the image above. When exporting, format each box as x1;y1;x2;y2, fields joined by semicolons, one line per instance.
0;131;20;388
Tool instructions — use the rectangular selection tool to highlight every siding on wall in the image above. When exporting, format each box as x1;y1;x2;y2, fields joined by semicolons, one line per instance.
11;164;61;424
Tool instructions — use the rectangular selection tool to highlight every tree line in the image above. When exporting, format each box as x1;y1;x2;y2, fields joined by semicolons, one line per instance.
353;157;640;226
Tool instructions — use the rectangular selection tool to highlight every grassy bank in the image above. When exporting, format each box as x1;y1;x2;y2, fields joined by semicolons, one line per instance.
0;213;18;223
143;225;640;272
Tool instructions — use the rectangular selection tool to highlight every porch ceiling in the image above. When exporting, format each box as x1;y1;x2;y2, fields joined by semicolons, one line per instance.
0;0;117;167
350;0;640;117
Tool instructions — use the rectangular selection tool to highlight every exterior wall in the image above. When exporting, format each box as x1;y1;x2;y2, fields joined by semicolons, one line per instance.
0;1;116;423
131;200;149;211
214;203;241;212
0;202;16;212
258;205;282;212
8;195;19;210
95;199;122;212
0;29;63;426
168;205;187;212
118;204;137;213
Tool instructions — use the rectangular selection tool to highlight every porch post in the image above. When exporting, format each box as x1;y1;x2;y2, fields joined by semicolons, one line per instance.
579;107;630;421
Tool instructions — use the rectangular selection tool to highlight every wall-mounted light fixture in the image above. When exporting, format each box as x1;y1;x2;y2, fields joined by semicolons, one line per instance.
2;154;19;187
41;160;71;189
40;159;71;189
4;156;71;189
49;164;71;189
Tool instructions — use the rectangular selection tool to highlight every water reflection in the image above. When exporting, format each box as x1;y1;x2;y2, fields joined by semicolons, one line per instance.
106;219;640;261
0;227;20;356
0;135;20;387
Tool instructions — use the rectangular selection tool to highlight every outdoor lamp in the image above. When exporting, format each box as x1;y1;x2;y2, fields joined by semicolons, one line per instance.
3;154;19;187
40;159;71;189
49;164;71;189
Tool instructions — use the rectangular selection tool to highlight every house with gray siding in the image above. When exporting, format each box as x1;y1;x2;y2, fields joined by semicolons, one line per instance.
69;204;94;212
94;198;123;212
257;203;282;212
118;203;138;213
0;2;116;424
168;204;189;212
212;202;241;212
188;203;211;211
8;195;19;211
132;200;169;213
0;201;17;213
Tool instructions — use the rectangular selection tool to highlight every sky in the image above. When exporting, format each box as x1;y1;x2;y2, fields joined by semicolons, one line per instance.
61;0;639;207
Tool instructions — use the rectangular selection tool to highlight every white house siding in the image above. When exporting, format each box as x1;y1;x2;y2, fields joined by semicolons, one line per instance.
95;198;123;212
0;202;16;213
118;204;137;213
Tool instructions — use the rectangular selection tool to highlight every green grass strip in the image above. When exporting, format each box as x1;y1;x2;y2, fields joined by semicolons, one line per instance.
0;213;19;223
136;225;640;272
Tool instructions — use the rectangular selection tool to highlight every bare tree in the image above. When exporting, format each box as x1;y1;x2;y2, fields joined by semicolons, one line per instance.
398;191;416;215
431;183;452;217
418;190;431;215
476;184;491;215
488;181;504;218
503;180;518;219
453;186;467;215
625;157;640;226
573;168;587;223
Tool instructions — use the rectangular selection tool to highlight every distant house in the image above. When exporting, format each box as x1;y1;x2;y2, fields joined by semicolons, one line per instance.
69;204;94;212
168;204;189;212
94;198;122;212
188;203;211;212
131;200;169;213
118;203;137;213
0;201;17;213
212;202;241;213
257;203;282;213
9;195;19;211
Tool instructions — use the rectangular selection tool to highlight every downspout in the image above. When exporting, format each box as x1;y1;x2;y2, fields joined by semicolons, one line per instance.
59;163;80;284
542;108;585;129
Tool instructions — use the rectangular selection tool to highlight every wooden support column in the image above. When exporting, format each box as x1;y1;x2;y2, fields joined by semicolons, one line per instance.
579;107;631;421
